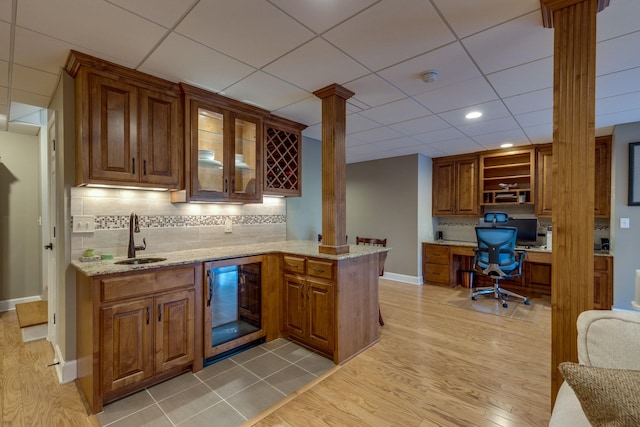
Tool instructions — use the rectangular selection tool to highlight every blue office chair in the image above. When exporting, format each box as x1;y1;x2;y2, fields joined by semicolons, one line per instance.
472;212;530;308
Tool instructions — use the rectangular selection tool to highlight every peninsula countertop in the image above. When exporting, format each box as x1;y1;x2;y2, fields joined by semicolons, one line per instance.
72;240;390;277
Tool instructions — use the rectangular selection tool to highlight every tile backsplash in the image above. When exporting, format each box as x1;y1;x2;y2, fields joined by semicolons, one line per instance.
70;187;287;259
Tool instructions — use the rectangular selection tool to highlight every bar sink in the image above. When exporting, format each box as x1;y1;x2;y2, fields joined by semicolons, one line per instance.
115;257;167;265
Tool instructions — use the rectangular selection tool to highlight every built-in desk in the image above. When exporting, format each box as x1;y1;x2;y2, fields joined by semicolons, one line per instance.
422;241;613;309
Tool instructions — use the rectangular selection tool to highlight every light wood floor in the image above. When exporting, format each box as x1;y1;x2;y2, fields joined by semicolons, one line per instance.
250;280;552;427
1;280;551;426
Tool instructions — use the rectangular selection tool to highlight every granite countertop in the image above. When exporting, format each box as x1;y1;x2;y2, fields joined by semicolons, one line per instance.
425;239;612;256
72;240;390;277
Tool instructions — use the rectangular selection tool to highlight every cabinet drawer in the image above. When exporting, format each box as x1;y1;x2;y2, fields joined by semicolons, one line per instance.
424;263;450;285
101;266;196;302
424;244;450;265
594;256;610;271
283;256;305;274
307;259;334;280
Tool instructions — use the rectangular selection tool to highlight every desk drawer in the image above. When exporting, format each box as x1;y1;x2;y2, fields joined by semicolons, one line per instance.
283;256;305;274
424;244;449;265
307;259;334;280
424;263;450;285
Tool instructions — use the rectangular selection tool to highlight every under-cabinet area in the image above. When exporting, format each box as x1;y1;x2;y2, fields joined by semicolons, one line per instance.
73;242;385;415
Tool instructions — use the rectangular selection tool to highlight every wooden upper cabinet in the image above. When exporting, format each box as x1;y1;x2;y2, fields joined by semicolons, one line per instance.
432;155;479;216
171;84;266;203
263;115;307;197
535;136;611;218
480;148;534;207
66;50;182;189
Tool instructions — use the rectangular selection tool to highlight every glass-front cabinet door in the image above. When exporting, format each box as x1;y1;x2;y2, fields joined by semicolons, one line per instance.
184;95;263;203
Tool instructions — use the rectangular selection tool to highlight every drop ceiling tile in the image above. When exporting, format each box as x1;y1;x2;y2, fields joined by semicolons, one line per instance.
368;136;421;151
11;64;58;95
435;100;510;127
596;67;640;99
433;0;539;38
139;32;255;93
106;0;196;28
359;98;431;126
269;0;378;34
176;0;314;68
429;137;485;156
523;123;553;144
515;109;552;128
17;0;167;67
13;27;76;74
413;77;498;114
323;0;455;71
0;60;7;86
596;31;640;76
346;74;406;108
463;11;553;75
597;93;640;116
0;21;9;61
503;88;552;116
412;127;466;144
10;89;50;108
597;0;640;41
263;38;369;92
415;144;448;158
487;57;553;98
347;113;382;134
272;96;321;127
458;116;520;137
596;109;640;128
472;128;528;149
350;126;403;143
222;71;310;111
389;115;450;136
302;123;321;141
377;42;481;96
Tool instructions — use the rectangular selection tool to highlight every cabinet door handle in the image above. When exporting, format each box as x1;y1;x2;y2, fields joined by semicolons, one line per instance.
307;284;310;300
231;178;235;193
224;178;228;193
313;267;325;273
158;304;162;322
132;158;136;174
146;306;150;325
206;270;213;307
143;160;147;176
286;263;298;268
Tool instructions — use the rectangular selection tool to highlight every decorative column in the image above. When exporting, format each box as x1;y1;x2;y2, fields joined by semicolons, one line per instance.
313;83;354;255
540;0;609;403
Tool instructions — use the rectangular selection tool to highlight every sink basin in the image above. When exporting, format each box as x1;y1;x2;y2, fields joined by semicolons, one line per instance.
115;257;167;265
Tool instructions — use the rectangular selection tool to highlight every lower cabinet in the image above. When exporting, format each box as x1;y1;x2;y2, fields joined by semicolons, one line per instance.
423;243;450;286
283;256;335;356
76;264;201;414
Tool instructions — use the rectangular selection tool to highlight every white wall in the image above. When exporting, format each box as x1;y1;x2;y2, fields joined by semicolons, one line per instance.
611;122;640;310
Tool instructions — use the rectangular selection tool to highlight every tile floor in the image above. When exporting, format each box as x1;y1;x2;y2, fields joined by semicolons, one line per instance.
97;339;335;426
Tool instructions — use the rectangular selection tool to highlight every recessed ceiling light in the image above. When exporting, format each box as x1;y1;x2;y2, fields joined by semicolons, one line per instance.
465;111;482;119
501;143;514;148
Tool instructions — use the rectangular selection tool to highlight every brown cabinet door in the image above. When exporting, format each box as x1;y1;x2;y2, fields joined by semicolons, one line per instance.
593;256;613;309
155;289;195;373
456;157;479;215
88;73;138;183
102;298;154;394
284;274;306;340
525;262;552;293
594;136;612;218
306;278;334;354
535;145;553;217
432;159;456;215
139;88;181;188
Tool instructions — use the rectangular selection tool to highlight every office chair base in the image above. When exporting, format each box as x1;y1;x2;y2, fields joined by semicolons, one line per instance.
471;285;530;308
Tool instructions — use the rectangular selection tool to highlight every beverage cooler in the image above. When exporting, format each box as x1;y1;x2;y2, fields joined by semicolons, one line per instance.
203;256;264;362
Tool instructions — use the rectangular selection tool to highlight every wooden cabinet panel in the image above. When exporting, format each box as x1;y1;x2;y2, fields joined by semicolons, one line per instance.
307;278;334;354
284;274;306;340
424;244;449;264
480;148;534;206
432;155;479;216
264;116;306;197
424;263;450;286
423;243;451;286
102;298;154;394
155;289;195;373
593;256;613;309
535;136;611;218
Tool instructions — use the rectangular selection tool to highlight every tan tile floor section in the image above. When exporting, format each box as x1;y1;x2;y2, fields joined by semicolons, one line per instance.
97;339;335;426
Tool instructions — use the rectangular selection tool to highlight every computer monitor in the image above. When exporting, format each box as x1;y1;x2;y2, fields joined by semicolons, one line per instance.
505;218;538;245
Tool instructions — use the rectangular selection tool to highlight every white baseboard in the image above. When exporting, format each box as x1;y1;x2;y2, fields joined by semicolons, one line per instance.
54;344;77;384
382;272;422;285
0;295;42;312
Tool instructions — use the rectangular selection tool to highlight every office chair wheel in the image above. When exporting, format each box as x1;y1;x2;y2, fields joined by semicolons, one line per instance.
502;302;508;308
524;299;530;305
472;296;477;301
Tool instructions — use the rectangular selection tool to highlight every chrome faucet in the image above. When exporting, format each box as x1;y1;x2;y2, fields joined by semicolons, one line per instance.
127;212;146;258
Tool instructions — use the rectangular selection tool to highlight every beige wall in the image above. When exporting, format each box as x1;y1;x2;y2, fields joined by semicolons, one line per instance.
0;131;42;302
